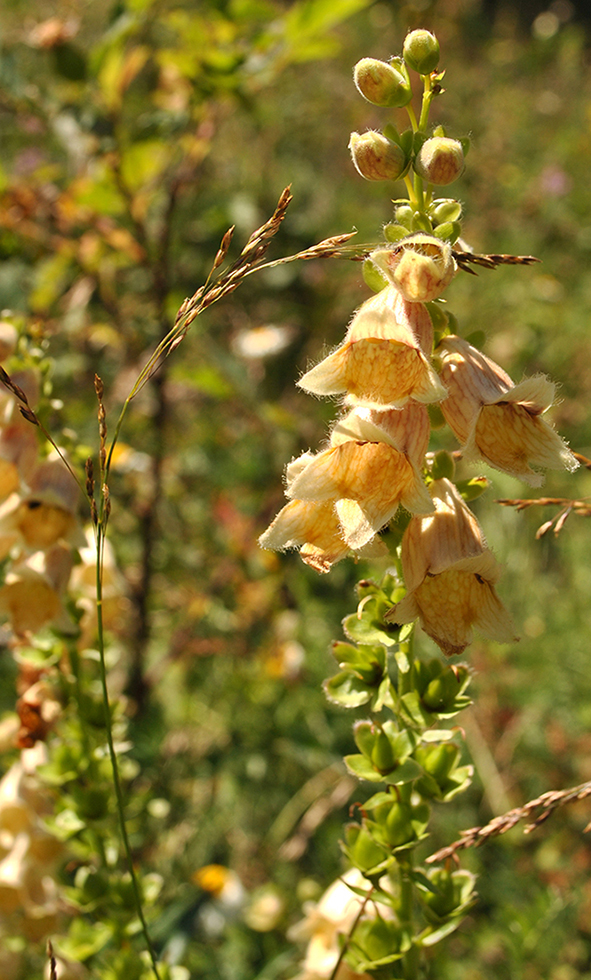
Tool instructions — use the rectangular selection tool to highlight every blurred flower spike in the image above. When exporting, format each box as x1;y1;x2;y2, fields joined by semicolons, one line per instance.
288;868;388;980
438;335;578;485
386;479;518;656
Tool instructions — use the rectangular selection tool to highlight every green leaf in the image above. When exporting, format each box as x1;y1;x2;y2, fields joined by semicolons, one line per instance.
344;753;384;782
323;671;372;707
56;918;114;961
384;757;423;785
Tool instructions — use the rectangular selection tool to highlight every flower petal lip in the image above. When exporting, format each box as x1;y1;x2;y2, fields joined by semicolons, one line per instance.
384;479;517;656
439;336;578;484
391;558;517;656
258;498;350;573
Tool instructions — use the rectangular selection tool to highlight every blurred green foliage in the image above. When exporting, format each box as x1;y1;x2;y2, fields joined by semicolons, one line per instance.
1;0;591;977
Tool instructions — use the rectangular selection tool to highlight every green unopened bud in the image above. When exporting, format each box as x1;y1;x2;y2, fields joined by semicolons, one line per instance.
403;29;440;74
430;198;463;224
349;131;407;181
371;730;396;773
414;137;465;186
385;801;414;847
353;56;412;107
422;667;461;711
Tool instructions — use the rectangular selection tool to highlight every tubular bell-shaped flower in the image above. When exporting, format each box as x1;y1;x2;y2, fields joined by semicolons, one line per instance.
259;403;433;571
438;335;578;486
298;285;446;409
386;478;517;656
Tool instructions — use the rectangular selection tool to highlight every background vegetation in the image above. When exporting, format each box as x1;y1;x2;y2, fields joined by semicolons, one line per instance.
1;0;591;977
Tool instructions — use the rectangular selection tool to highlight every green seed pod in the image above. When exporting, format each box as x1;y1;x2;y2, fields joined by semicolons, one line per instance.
403;30;440;75
393;204;414;228
354;56;412;107
383;223;409;243
385;801;415;847
433;220;462;244
371;730;396;773
430;450;455;482
349;131;407;181
421;743;459;782
423;667;461;710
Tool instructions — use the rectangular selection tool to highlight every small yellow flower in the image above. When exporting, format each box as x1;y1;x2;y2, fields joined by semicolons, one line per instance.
298;285;446;409
386;478;517;656
370;235;456;303
438;335;578;485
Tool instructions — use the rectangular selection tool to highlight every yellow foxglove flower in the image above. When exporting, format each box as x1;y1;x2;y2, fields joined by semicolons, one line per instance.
285;404;433;550
370;235;456;302
0;454;85;557
298;285;446;409
259;405;432;570
439;335;578;486
386;478;517;656
0;545;73;636
288;868;385;980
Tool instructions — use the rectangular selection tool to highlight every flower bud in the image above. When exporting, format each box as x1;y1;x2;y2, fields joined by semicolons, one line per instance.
349;131;407;182
403;29;440;74
370;234;456;302
414;137;465;186
353;56;412;107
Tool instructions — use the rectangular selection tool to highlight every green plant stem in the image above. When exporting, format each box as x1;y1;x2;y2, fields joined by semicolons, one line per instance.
398;858;420;979
418;74;434;132
95;520;162;980
406;104;419;132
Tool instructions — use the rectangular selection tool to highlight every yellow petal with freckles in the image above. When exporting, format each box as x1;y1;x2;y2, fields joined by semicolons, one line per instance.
391;557;517;657
414;564;517;656
470;402;577;486
258;499;349;573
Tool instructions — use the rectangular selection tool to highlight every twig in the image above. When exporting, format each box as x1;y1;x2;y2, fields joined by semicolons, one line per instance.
426;780;591;864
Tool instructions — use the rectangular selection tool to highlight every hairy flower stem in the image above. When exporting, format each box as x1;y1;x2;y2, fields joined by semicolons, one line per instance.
95;520;162;980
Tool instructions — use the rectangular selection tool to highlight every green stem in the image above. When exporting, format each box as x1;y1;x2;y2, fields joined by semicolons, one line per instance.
95;521;162;980
418;74;434;132
403;174;417;204
406;103;419;132
398;858;420;979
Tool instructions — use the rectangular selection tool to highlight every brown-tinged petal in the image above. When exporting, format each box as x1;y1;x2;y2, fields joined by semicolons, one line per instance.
386;479;517;655
258;499;350;573
439;337;578;484
392;553;517;656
